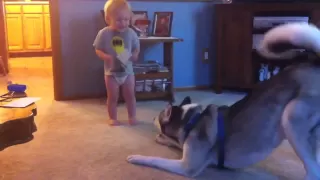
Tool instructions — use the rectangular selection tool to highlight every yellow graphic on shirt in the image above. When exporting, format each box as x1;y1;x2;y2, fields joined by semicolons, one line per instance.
111;36;124;55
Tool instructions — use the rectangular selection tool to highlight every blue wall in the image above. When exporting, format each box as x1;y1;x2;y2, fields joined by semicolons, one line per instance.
58;1;216;98
130;2;215;88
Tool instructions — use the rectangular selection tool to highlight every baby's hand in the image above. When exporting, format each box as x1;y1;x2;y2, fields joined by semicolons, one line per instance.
117;50;131;64
131;49;139;61
104;54;113;62
104;54;114;67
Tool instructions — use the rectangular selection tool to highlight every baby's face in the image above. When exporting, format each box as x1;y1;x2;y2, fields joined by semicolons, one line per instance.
110;8;131;32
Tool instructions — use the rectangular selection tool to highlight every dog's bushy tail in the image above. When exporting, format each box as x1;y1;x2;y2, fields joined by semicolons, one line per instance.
257;22;320;60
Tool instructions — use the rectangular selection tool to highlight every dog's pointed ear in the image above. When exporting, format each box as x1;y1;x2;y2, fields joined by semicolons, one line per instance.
163;104;172;123
179;96;191;107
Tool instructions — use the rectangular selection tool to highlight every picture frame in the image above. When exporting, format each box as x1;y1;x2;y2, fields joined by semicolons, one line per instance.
131;11;149;36
131;11;148;26
152;12;173;37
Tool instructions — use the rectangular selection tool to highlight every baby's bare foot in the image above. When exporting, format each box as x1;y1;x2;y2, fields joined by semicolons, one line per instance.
128;119;138;126
107;119;122;126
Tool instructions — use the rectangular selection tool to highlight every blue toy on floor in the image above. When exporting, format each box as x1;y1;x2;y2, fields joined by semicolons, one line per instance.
7;84;27;93
1;56;27;96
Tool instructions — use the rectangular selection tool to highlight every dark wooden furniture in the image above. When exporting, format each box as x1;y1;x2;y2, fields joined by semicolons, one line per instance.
0;101;37;151
214;3;320;93
135;37;183;102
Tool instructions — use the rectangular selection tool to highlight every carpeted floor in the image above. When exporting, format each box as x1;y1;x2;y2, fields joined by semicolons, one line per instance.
0;58;306;179
0;90;306;180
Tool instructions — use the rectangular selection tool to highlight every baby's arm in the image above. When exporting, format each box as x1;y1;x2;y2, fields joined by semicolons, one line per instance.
130;30;140;62
95;49;112;62
93;29;112;62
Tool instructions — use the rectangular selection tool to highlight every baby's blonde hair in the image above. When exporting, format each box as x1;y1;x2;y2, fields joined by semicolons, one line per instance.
104;0;132;23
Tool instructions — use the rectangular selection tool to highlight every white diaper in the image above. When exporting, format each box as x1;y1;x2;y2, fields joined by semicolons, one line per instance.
114;75;128;85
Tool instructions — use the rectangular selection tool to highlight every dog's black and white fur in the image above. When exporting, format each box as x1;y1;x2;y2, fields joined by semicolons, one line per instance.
127;22;320;179
128;97;227;177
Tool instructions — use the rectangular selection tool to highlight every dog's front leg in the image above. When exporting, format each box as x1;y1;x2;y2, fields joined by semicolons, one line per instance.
127;136;212;177
155;134;182;150
127;155;187;175
282;99;320;180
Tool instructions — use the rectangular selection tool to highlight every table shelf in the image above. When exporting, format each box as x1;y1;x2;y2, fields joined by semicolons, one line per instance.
135;72;171;80
134;36;182;102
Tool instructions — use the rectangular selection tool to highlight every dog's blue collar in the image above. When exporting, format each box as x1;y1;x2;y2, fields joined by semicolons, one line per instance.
216;111;226;169
183;110;226;169
183;113;201;136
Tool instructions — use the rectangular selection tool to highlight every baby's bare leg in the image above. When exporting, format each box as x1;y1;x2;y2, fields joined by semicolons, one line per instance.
121;75;137;125
105;75;121;126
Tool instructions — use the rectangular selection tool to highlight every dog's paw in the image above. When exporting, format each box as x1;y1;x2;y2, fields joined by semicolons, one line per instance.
155;134;164;143
155;134;171;146
127;155;146;164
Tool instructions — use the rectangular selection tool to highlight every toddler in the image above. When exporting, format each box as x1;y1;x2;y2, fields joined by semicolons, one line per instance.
93;0;140;126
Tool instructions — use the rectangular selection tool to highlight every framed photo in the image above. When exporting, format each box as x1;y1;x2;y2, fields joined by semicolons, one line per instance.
131;11;148;25
131;11;149;36
152;12;173;37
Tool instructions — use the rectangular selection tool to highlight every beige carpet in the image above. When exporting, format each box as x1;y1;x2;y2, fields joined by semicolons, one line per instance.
0;58;306;179
0;90;306;180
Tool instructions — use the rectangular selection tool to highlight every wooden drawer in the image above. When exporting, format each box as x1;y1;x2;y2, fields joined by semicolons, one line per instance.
43;5;50;13
5;5;21;14
22;5;43;13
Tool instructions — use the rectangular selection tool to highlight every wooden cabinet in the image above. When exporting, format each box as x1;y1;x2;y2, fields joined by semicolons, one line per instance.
4;4;51;53
214;3;320;94
6;14;23;51
23;14;44;50
44;13;51;50
215;5;253;91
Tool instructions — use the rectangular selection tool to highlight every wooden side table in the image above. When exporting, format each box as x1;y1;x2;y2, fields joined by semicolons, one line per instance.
136;37;183;103
0;102;37;151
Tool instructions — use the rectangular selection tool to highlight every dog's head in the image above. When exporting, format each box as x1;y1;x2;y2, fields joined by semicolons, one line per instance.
153;96;201;140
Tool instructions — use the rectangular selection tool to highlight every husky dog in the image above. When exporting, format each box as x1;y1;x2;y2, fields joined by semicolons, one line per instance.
127;22;320;179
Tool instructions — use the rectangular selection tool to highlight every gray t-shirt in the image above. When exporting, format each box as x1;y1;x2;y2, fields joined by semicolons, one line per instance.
93;27;140;76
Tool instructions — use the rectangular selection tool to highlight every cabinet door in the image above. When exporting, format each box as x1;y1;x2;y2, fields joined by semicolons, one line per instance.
6;14;23;51
44;13;51;50
23;14;44;50
216;5;253;88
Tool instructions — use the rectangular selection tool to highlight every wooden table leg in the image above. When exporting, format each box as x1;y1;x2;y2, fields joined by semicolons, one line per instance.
163;42;175;103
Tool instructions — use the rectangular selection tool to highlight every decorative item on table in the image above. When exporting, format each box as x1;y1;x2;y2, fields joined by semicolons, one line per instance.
152;12;173;37
259;64;270;82
133;19;150;37
258;64;281;82
0;56;27;100
273;66;280;76
131;11;149;37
